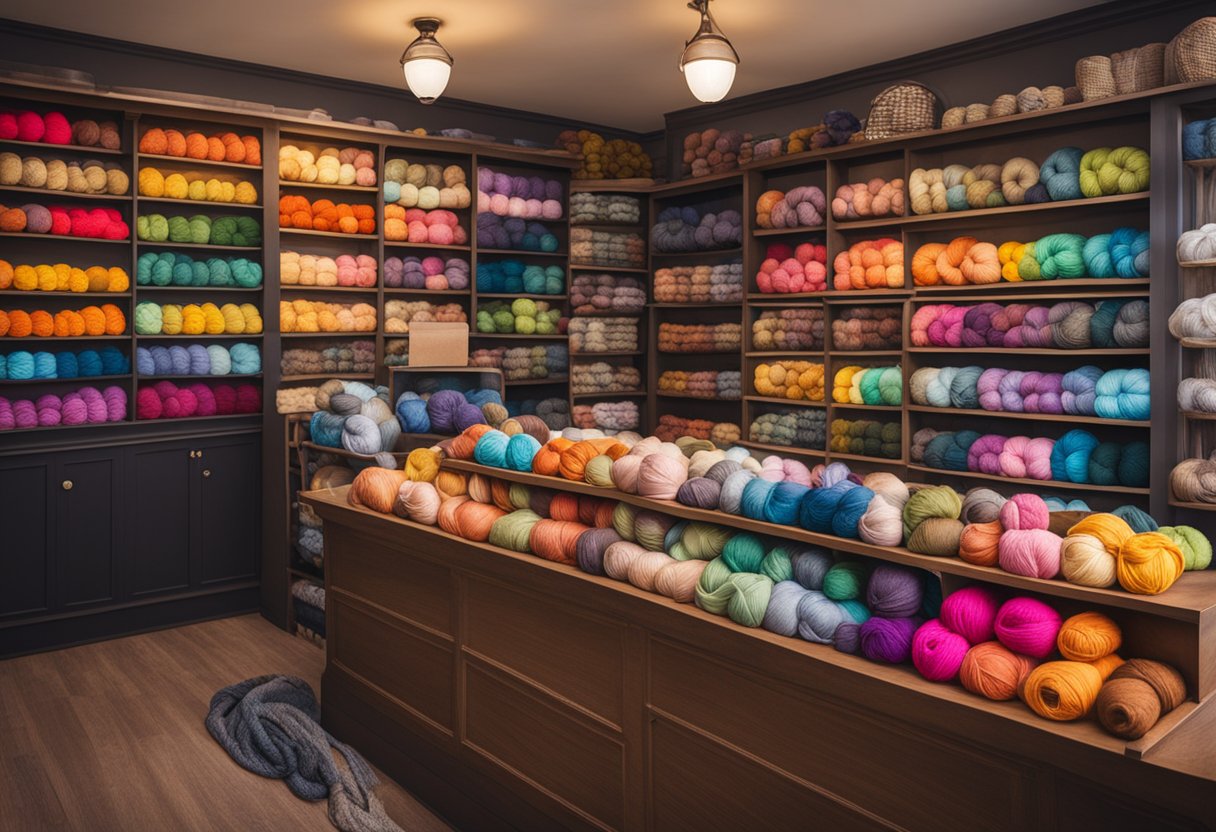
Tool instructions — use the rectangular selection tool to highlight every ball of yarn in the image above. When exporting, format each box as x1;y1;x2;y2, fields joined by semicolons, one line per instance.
960;642;1037;701
1021;657;1123;721
995;597;1061;658
1096;659;1187;739
1117;531;1184;595
940;585;1001;645
1056;611;1121;662
912;619;971;682
864;566;923;618
859;616;920;664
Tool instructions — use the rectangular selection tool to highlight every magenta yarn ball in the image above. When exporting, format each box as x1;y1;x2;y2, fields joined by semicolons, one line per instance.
13;399;37;428
859;616;920;663
998;493;1050;531
993;596;1061;658
61;394;88;425
939;585;1001;645
136;388;162;419
911;619;970;682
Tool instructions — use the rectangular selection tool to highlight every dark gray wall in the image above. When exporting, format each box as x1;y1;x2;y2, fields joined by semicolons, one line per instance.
661;0;1209;179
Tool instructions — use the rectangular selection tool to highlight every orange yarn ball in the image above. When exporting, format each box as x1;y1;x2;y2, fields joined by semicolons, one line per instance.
7;309;32;337
454;499;506;541
548;492;580;522
958;521;1002;566
1021;655;1124;721
529;519;590;565
1056;611;1122;662
533;437;574;476
347;468;409;514
959;642;1036;701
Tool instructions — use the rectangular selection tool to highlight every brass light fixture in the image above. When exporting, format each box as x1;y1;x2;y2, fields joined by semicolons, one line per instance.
679;0;739;103
400;18;453;104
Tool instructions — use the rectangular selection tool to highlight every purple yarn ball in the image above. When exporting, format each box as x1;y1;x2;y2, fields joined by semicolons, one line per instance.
834;621;862;654
23;203;52;234
865;566;925;619
859;616;921;663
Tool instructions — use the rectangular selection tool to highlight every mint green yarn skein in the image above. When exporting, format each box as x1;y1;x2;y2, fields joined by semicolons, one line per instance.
823;561;868;601
727;573;773;628
722;532;766;573
694;557;735;615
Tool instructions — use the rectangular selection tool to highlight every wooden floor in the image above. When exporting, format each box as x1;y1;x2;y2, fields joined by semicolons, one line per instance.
0;614;454;832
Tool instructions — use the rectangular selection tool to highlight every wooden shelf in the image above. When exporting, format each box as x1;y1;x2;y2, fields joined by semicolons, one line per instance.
657;349;740;356
649;302;740;308
569;222;644;233
746;293;826;303
1169;497;1216;512
0;291;131;298
480;248;568;259
570;350;643;357
650;247;742;258
137;333;264;340
0;184;131;201
1184;158;1216;170
280;228;377;240
138;152;261;170
477;293;568;301
136;196;263;210
906;463;1149;495
743;396;826;408
569;264;649;274
829;402;901;411
382;287;471;296
1180;338;1216;349
469;332;568;340
907;404;1150;428
828;350;902;357
753;225;826;236
828;451;904;464
745;351;827;358
733;439;826;458
383;241;471;252
3;334;129;342
0;373;129;385
137;285;261;292
277;285;377;293
1182;410;1216;422
279;331;372;339
440;460;1213;622
899;191;1150;227
280;372;374;382
136;240;259;251
280;180;379;192
1;232;128;244
914;278;1152;293
503;376;569;386
137;373;262;381
908;347;1150;356
831;215;906;230
1178;258;1216;269
4;138;124;155
135;412;261;424
655;391;740;401
571;390;646;399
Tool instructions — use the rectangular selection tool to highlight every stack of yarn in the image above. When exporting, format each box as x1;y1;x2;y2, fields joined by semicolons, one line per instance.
831;307;902;350
557;129;653;180
656;414;741;444
784;111;863;152
1;304;125;337
136;380;260;419
304;381;398;456
1;204;129;239
1183;118;1216;161
1;154;129;195
135;302;260;335
280;251;376;287
572;401;639;431
831;365;903;406
4;109;121;149
1171;452;1216;505
651;206;743;252
749;409;827;449
383;159;467;208
137;253;261;288
501;344;568;380
139;127;260;164
477;215;560;252
658;370;741;400
832;239;904;290
475;299;563;335
137;213;260;245
2;260;130;292
911;299;1150;349
657;322;741;353
0;346;128;379
756;243;828;293
914;229;1149;285
280;341;374;376
383;206;465;244
1169;292;1216;341
383;300;463;333
277;196;373;235
910;365;1150;421
830;419;902;458
279;145;375;186
751;308;824;350
475;260;564;295
752;361;825;401
1176;224;1216;265
136;342;260;376
654;262;744;302
570;193;641;224
570;273;645;314
137;167;256;204
290;580;326;636
276;386;321;414
280;300;374;333
570;228;645;267
571;362;641;394
383;255;469;290
754;186;827;229
394;387;506;436
509;397;570;430
831;178;905;220
476;167;564;219
383;339;409;367
569;317;639;353
941;83;1077;127
681;129;750;178
0;384;127;430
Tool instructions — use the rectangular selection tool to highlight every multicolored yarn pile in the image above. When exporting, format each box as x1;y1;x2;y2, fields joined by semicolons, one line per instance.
831;178;905;220
569;317;639;353
383;255;469;291
651;206;743;252
830;365;903;406
383;206;464;245
139;128;260;164
383;159;467;208
3;109;120;149
393;386;505;436
909;365;1150;421
830;418;902;458
0;384;127;430
557;130;653;180
752;308;824;351
571;362;641;394
570;193;641;224
1;303;126;337
134;301;261;336
0;346;128;379
280;300;374;333
136;380;260;419
1;204;129;239
278;196;373;235
499;344;568;381
1;260;130;292
657;322;741;353
657;414;741;444
1;153;129;195
279;144;375;186
681;129;750;178
910;299;1150;349
755;186;827;229
831;306;902;350
137;167;256;204
570;228;645;268
783;111;863;153
136;342;260;376
478;215;560;252
832;239;904;290
751;361;825;401
475;299;564;335
658;370;742;400
137;253;262;288
281;341;374;377
508;397;570;430
756;242;828;293
475;260;565;295
749;409;827;449
477;167;564;219
654;262;744;302
570;273;646;314
914;229;1149;286
572;400;640;432
137;213;260;246
384;300;464;333
278;251;374;288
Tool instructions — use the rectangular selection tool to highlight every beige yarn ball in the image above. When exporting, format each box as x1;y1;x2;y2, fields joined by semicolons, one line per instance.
990;94;1017;117
66;164;88;193
83;163;107;193
941;106;966;128
964;103;990;123
1016;86;1046;113
0;152;21;185
107;168;130;195
20;156;47;188
1042;85;1066;108
44;159;68;191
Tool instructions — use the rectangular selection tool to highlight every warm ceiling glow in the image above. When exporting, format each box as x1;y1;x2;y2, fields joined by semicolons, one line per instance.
400;17;453;104
679;0;739;103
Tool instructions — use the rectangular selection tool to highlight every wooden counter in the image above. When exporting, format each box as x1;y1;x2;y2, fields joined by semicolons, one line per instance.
304;487;1216;831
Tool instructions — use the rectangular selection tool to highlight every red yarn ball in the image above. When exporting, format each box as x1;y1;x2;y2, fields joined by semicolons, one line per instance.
136;387;163;419
213;384;237;414
42;112;72;144
15;111;45;142
190;383;217;417
48;206;71;235
235;384;261;413
0;112;17;140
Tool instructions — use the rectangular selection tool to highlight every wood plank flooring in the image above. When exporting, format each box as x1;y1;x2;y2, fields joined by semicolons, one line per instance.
0;614;453;832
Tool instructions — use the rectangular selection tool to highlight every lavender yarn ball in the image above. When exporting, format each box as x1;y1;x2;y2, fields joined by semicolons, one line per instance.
576;527;622;576
790;545;833;590
834;621;862;654
677;476;722;509
865;565;924;618
426;389;467;433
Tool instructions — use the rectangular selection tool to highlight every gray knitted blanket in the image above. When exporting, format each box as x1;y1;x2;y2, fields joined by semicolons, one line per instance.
206;675;402;832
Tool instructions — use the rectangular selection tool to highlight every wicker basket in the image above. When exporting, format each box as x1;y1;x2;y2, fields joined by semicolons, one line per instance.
1111;43;1166;94
864;81;938;140
1076;55;1116;100
1170;17;1216;83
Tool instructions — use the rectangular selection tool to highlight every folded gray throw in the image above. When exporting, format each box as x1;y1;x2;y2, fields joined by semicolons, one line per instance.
206;674;402;832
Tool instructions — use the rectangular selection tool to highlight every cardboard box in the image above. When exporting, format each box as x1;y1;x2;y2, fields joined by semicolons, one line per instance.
408;322;469;367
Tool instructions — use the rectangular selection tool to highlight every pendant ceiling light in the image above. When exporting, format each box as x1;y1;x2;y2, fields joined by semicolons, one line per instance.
679;0;739;103
400;18;453;104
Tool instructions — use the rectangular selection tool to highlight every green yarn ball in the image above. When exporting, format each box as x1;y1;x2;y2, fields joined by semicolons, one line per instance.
822;561;867;601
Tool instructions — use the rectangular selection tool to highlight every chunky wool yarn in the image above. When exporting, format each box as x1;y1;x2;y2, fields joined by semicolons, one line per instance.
571;273;646;313
383;300;463;334
1;259;131;293
830;306;900;350
382;204;464;245
754;243;827;293
279;144;375;186
748;409;826;450
751;361;824;401
755;186;827;229
656;261;745;302
138;167;256;204
651;206;742;254
477;166;563;220
569;227;644;268
829;419;901;459
0;203;129;239
1021;656;1123;721
1096;659;1187;739
381;255;469;291
568;317;638;353
831;238;903;290
657;322;741;353
960;642;1037;701
1;154;128;196
0;384;127;430
383;158;466;209
281;300;374;333
681;128;749;178
136;380;260;420
1078;146;1150;197
831;178;905;221
138;253;261;288
570;193;642;224
140;128;259;164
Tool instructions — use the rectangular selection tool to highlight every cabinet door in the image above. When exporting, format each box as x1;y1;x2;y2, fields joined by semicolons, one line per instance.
56;451;122;608
126;441;193;598
196;436;260;585
0;456;53;618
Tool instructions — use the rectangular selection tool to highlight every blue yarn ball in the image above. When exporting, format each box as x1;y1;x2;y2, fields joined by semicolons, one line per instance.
77;349;102;377
1042;496;1090;512
504;433;541;471
833;485;875;539
33;351;56;378
1112;503;1157;533
1050;429;1100;483
169;346;191;375
310;411;346;447
795;590;846;644
208;345;231;375
1040;146;1084;201
150;346;172;374
395;392;431;433
1082;233;1114;277
186;344;211;375
99;347;128;374
1183;119;1209;160
764;481;809;526
464;388;502;407
229;343;261;375
473;429;511;467
740;477;776;521
0;354;5;378
6;351;34;379
799;482;853;534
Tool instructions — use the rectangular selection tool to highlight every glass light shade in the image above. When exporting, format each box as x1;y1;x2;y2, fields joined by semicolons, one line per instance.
681;57;737;103
403;58;452;103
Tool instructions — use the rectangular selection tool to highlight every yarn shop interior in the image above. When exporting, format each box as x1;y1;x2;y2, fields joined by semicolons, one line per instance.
6;0;1216;829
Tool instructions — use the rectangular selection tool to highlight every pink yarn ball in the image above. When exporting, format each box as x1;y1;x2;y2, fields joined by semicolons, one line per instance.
994;596;1061;658
13;400;37;428
541;199;563;220
507;196;526;217
190;383;217;416
0;112;16;140
82;387;108;422
524;198;542;218
61;394;88;425
636;453;688;500
102;386;126;421
939;585;1001;644
998;528;1062;579
136;388;162;419
489;193;509;215
998;493;1049;531
912;619;970;682
429;223;455;246
36;394;62;427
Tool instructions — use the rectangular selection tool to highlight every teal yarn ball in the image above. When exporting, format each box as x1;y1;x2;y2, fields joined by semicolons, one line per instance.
798;481;853;533
823;561;868;601
722;532;766;573
229;343;261;375
1040;146;1084;201
1050;428;1100;483
949;366;983;409
504;433;541;471
1082;233;1115;277
833;485;875;538
1112;504;1157;533
1035;233;1087;279
1094;368;1150;420
473;429;511;467
309;411;345;447
837;598;871;624
663;520;689;553
764;481;808;525
740;477;776;521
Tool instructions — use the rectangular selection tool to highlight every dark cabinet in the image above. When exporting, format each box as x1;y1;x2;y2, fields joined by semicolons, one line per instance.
128;443;194;598
196;438;260;586
0;456;53;618
57;451;122;608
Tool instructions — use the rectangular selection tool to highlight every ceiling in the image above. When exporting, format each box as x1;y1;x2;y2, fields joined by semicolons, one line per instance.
4;0;1110;132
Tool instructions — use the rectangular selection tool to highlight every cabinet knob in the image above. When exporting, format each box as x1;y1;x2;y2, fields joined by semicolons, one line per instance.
202;469;212;478
62;480;73;491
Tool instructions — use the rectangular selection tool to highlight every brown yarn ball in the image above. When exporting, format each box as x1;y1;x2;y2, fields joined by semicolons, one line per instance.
1096;677;1162;739
907;517;964;556
989;94;1017;118
1110;658;1187;713
1062;86;1083;105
